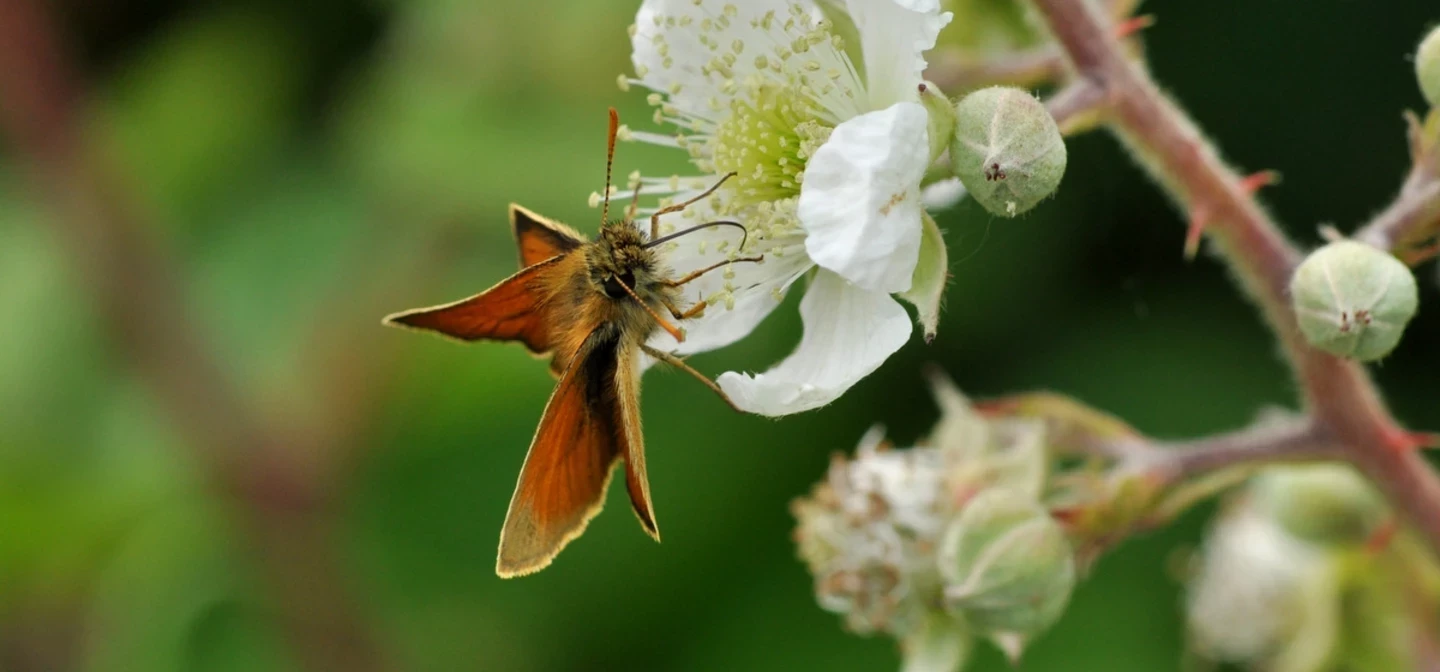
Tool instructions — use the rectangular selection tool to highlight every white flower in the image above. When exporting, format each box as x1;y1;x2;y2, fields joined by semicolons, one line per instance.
618;0;953;416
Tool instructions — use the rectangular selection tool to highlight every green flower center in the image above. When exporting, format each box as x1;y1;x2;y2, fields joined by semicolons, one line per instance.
710;81;833;209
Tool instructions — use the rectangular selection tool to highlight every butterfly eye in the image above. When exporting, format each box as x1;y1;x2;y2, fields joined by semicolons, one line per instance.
603;271;637;299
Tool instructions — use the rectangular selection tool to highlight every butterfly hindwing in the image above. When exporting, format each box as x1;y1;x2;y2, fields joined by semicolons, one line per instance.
496;329;623;577
511;204;584;268
494;328;661;577
615;340;659;539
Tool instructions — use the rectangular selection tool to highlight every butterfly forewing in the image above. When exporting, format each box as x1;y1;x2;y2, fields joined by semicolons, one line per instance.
382;258;567;355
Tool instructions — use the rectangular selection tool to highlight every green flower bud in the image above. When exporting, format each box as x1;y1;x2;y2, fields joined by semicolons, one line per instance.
1290;240;1418;362
1418;25;1440;108
949;87;1067;217
1252;465;1388;546
938;488;1075;643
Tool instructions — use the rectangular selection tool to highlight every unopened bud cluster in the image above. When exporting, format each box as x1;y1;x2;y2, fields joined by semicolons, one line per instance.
791;378;1074;670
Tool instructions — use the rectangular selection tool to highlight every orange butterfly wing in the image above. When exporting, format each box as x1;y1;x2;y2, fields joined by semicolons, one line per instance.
382;256;567;356
511;204;583;267
495;330;659;577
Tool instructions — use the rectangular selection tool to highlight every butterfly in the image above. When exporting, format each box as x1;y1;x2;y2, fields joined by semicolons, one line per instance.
384;109;759;577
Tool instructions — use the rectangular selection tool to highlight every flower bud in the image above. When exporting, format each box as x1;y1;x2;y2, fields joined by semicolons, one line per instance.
938;488;1075;642
1251;465;1388;546
1289;240;1418;362
1418;25;1440;108
949;86;1067;217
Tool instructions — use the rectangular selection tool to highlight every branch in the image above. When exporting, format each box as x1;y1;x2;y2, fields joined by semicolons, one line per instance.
1025;0;1440;557
1044;80;1107;134
1147;417;1344;484
926;46;1064;92
0;1;392;669
1355;112;1440;265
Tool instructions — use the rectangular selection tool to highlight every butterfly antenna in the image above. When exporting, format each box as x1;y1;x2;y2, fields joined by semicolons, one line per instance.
644;220;750;251
602;107;619;224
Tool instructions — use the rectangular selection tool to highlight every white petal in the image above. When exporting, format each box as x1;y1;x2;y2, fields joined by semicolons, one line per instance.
799;103;930;293
632;0;827;116
920;177;968;210
718;270;911;416
843;0;952;108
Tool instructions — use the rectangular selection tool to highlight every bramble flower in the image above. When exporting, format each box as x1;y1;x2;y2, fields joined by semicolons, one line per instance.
614;0;954;416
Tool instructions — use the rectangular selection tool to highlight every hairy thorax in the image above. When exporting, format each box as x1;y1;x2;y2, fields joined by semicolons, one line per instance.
542;221;682;366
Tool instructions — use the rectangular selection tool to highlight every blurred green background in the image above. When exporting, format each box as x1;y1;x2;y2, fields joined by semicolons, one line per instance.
0;0;1437;670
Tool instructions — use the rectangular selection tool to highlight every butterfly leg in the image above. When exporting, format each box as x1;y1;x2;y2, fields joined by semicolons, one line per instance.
661;296;708;321
659;256;764;288
640;344;745;413
649;171;737;239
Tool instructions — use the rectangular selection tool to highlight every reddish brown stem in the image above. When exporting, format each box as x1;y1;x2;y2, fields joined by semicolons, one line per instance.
0;0;392;669
1026;0;1440;555
1149;417;1344;483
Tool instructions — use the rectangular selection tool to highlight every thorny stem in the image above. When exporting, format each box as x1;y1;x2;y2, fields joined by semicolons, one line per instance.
0;1;392;670
1022;0;1440;555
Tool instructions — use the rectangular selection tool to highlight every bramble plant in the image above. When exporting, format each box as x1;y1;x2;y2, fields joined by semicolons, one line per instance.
1;0;1438;668
611;0;1440;670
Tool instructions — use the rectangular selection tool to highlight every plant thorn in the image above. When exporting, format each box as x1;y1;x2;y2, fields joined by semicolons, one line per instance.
1363;518;1398;555
1183;206;1211;260
1114;15;1156;40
